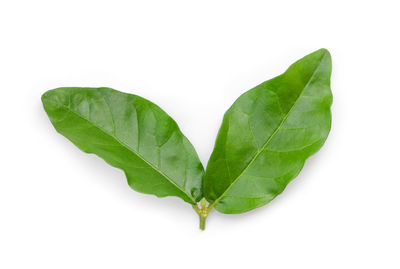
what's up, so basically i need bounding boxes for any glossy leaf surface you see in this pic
[204,49,332,213]
[42,87,203,204]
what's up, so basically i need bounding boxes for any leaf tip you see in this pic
[316,48,332,61]
[318,48,330,54]
[41,88,63,104]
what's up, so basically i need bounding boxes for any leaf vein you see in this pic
[209,55,325,209]
[61,104,196,204]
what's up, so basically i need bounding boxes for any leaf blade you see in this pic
[204,49,332,213]
[42,87,203,204]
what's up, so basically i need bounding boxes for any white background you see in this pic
[1,0,399,268]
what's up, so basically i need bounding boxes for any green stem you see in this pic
[193,202,210,231]
[199,213,207,230]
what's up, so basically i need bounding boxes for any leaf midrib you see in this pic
[208,54,325,209]
[58,102,196,204]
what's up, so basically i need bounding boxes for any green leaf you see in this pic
[203,49,332,214]
[42,87,204,204]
